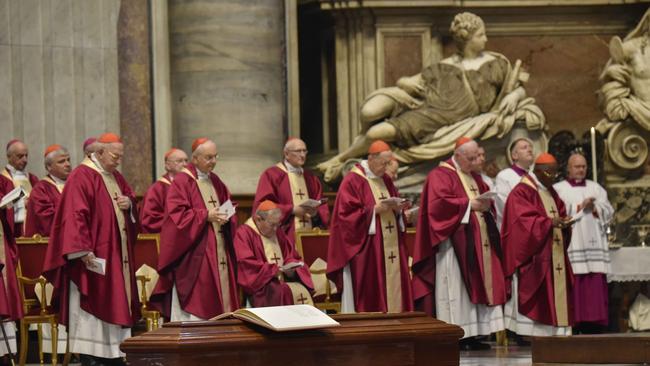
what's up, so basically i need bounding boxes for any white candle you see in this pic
[591,127,597,182]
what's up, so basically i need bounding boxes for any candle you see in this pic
[591,127,597,182]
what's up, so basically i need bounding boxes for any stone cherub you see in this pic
[318,12,546,182]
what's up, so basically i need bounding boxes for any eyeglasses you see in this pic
[201,154,219,161]
[167,158,188,164]
[107,151,123,162]
[287,149,308,154]
[539,170,559,179]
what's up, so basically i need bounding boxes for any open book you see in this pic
[280,261,304,271]
[475,191,497,201]
[0,186,25,209]
[210,304,340,332]
[380,197,408,206]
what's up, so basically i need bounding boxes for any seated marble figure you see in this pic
[318,12,546,182]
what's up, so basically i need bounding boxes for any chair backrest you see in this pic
[16,235,49,301]
[295,229,329,267]
[134,233,160,271]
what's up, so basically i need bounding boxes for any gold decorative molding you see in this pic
[319,0,648,9]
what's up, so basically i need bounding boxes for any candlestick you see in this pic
[591,127,597,182]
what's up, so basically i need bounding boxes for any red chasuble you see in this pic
[501,177,574,326]
[25,176,63,237]
[0,169,39,237]
[234,221,313,307]
[253,164,330,242]
[0,212,22,321]
[42,163,140,327]
[150,164,239,319]
[412,159,506,316]
[139,174,172,233]
[326,164,413,313]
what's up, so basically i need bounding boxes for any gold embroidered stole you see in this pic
[2,168,33,196]
[440,161,494,304]
[181,167,231,311]
[81,158,131,313]
[157,176,171,185]
[275,163,312,232]
[521,176,569,326]
[244,218,313,305]
[351,166,402,312]
[42,175,64,193]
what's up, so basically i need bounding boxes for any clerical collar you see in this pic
[5,164,26,178]
[284,160,303,174]
[360,160,379,179]
[567,178,586,187]
[90,153,109,174]
[197,169,210,180]
[49,174,66,185]
[511,164,529,176]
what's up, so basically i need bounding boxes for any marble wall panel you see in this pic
[0,0,121,175]
[169,0,286,194]
[383,35,422,87]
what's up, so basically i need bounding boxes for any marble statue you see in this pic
[317,12,546,182]
[597,8,650,175]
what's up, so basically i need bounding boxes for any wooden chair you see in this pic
[295,229,341,313]
[133,233,161,331]
[15,235,63,366]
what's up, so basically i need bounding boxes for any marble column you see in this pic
[0,0,120,176]
[168,0,286,194]
[118,0,153,195]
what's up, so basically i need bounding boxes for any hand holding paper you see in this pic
[217,199,236,220]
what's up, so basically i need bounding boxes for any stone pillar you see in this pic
[118,0,153,195]
[168,0,286,194]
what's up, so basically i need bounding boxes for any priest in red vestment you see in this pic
[0,254,17,357]
[42,133,140,365]
[0,139,39,237]
[501,153,574,336]
[140,148,188,233]
[253,138,329,244]
[327,140,413,313]
[151,138,239,321]
[25,144,71,237]
[234,200,314,307]
[412,138,506,349]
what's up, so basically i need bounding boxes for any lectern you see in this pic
[121,312,463,366]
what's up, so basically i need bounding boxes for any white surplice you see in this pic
[0,322,16,356]
[494,167,529,230]
[553,179,613,275]
[170,285,205,321]
[67,282,131,359]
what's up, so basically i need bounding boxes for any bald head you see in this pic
[567,153,588,181]
[454,140,479,173]
[7,141,28,171]
[283,138,307,167]
[510,138,534,169]
[165,149,188,176]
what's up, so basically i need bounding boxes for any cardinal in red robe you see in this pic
[327,140,413,313]
[151,138,239,321]
[25,145,71,237]
[140,148,188,233]
[234,200,314,307]
[42,133,140,363]
[502,153,574,336]
[253,138,329,244]
[0,139,39,237]
[412,138,506,349]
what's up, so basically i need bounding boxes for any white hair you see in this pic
[44,147,69,169]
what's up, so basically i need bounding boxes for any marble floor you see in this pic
[461,345,532,366]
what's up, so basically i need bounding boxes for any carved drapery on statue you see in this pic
[597,8,650,176]
[316,13,547,186]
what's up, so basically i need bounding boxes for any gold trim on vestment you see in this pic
[41,175,64,194]
[157,176,171,185]
[275,163,312,232]
[244,218,313,305]
[440,161,494,304]
[350,166,402,313]
[181,168,232,312]
[520,175,569,326]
